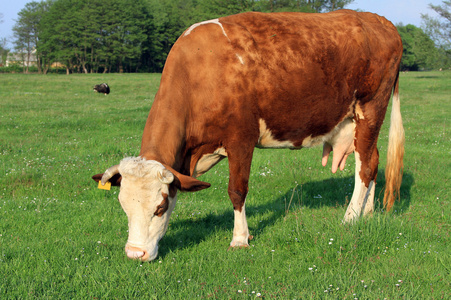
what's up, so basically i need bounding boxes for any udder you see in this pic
[321,118,356,173]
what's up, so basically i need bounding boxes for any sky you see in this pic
[0,0,445,48]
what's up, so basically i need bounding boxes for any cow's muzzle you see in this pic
[125,244,157,262]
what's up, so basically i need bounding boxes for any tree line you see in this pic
[2,0,450,73]
[7,0,353,74]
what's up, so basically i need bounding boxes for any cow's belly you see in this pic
[193,117,356,177]
[257,117,356,172]
[257,117,355,148]
[257,119,297,149]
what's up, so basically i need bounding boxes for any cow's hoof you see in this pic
[228,235,253,250]
[227,244,249,251]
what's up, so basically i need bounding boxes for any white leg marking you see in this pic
[230,203,250,247]
[343,152,375,223]
[361,180,375,216]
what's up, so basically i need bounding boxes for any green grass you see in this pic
[0,71,449,299]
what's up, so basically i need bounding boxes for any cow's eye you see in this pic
[154,193,169,217]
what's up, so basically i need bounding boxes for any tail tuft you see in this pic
[383,74,405,211]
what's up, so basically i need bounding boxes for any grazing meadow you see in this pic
[0,71,449,298]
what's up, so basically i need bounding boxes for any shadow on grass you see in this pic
[414,75,440,79]
[158,171,413,258]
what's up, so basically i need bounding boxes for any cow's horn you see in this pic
[157,168,174,185]
[101,165,120,185]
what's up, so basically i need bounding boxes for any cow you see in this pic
[93,83,110,95]
[92,10,404,262]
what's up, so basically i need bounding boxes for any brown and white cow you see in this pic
[92,10,404,261]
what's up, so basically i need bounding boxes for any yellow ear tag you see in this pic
[98,181,111,191]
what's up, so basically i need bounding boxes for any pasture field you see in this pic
[0,71,449,299]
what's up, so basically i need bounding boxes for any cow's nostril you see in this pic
[125,245,153,261]
[140,250,150,261]
[127,250,144,259]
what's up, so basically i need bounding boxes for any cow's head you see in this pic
[92,157,210,261]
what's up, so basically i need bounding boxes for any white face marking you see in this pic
[184,19,229,40]
[257,119,296,148]
[117,157,176,261]
[193,147,227,178]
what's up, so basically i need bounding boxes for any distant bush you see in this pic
[0,65,67,74]
[0,65,24,73]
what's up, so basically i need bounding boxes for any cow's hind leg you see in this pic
[344,151,376,222]
[227,146,254,248]
[344,106,385,222]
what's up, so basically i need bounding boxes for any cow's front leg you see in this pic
[227,147,254,248]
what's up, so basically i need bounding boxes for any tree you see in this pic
[254,0,353,13]
[38,0,153,73]
[15,0,356,73]
[103,0,151,73]
[145,0,200,71]
[38,0,78,74]
[323,0,353,12]
[0,14,9,66]
[421,1,450,49]
[0,37,9,67]
[397,24,440,71]
[197,0,256,15]
[421,1,451,69]
[12,1,50,73]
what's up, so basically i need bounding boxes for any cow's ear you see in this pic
[163,165,210,192]
[173,174,211,192]
[91,173,122,186]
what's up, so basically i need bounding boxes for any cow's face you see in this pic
[116,158,176,261]
[94,157,210,262]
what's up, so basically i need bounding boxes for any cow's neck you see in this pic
[139,92,188,173]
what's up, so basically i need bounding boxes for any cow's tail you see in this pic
[383,73,405,211]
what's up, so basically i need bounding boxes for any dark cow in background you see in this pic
[93,10,405,262]
[93,83,110,95]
